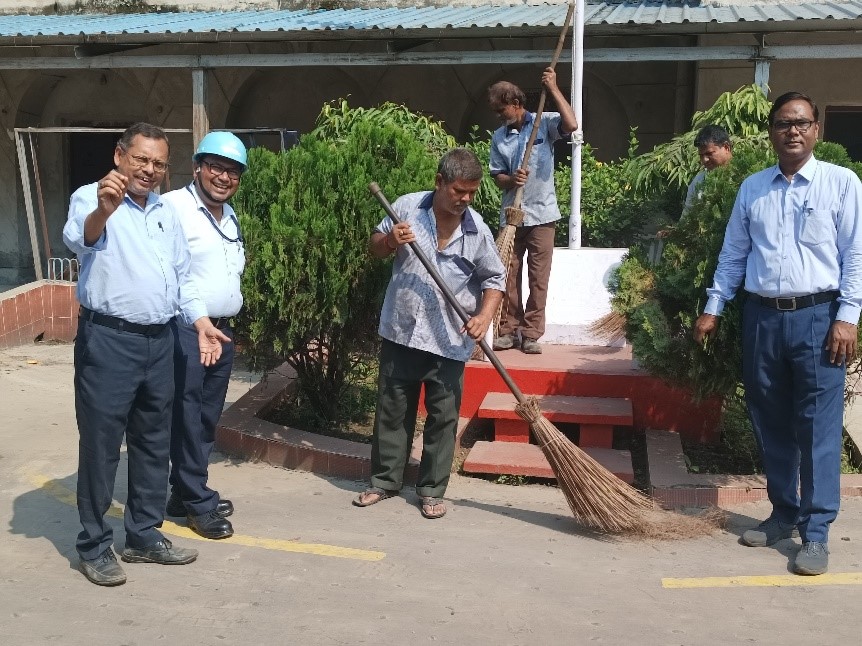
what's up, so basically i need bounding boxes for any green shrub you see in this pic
[555,130,679,248]
[234,107,440,425]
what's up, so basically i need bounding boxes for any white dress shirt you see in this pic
[161,184,245,319]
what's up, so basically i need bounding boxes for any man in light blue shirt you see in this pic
[694,92,862,575]
[63,123,229,586]
[353,149,505,520]
[488,68,578,354]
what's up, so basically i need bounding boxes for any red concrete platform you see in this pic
[477,391,632,448]
[463,345,721,443]
[463,440,634,484]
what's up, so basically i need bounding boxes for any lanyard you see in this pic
[186,185,243,244]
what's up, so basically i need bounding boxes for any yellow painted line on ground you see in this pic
[30,473,385,562]
[663,573,862,589]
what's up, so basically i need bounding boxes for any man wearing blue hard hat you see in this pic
[160,131,248,539]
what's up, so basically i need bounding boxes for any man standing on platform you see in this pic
[161,132,248,540]
[694,92,862,575]
[487,68,578,354]
[64,122,229,586]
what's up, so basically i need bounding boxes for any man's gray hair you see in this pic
[117,122,170,153]
[437,148,483,183]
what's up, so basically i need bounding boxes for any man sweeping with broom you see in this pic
[488,68,578,354]
[353,148,505,519]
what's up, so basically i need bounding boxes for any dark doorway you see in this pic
[69,132,117,192]
[824,107,862,162]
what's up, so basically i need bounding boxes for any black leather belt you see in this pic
[79,307,168,337]
[209,317,231,329]
[757,291,839,312]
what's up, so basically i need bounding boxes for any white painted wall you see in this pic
[525,247,627,347]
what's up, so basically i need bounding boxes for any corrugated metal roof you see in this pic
[0,2,860,37]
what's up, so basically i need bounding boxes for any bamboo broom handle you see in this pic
[511,2,575,211]
[369,182,527,403]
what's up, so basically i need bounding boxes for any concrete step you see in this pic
[462,345,723,444]
[476,392,633,448]
[462,440,634,484]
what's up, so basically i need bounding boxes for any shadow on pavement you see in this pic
[452,497,614,541]
[9,453,133,570]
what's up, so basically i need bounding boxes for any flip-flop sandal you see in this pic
[353,487,397,507]
[420,497,447,519]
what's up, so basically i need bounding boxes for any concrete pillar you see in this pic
[754,59,770,96]
[192,68,210,149]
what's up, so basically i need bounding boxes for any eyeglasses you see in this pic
[123,151,169,173]
[771,119,816,134]
[202,160,242,181]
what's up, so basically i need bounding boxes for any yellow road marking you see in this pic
[663,573,862,588]
[31,473,385,562]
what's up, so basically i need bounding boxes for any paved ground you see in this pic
[2,343,862,646]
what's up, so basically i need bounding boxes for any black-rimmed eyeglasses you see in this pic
[771,120,816,134]
[202,160,242,181]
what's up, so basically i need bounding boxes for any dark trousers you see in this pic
[742,298,845,544]
[74,318,174,560]
[499,222,556,341]
[370,340,464,498]
[170,320,235,516]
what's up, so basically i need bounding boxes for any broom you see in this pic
[369,182,655,533]
[472,2,575,361]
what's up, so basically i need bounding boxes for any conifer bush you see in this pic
[233,107,441,425]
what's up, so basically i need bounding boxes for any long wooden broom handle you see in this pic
[370,182,527,403]
[511,2,575,211]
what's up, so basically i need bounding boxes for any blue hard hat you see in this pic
[193,131,248,169]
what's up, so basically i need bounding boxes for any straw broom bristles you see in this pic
[515,396,722,538]
[515,396,653,532]
[588,311,627,344]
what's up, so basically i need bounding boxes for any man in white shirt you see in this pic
[161,132,247,539]
[694,92,862,575]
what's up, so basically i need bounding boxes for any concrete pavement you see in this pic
[2,342,862,646]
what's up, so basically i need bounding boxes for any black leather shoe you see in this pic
[187,510,234,540]
[80,549,126,586]
[121,538,198,565]
[215,499,234,518]
[167,495,233,518]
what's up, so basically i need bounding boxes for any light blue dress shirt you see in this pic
[376,191,506,362]
[705,157,862,325]
[490,111,565,227]
[63,182,207,326]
